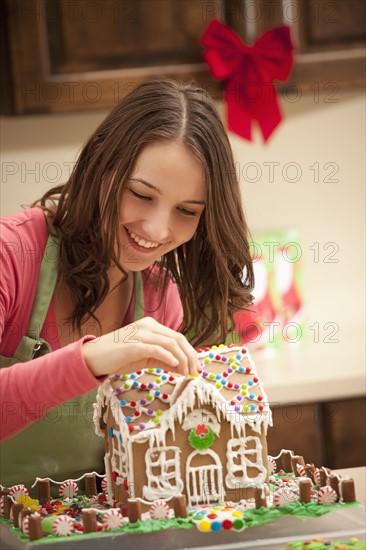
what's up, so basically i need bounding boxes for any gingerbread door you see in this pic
[186,448,224,506]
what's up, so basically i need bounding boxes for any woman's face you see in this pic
[118,141,206,272]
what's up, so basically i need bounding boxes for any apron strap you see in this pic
[132,271,144,322]
[12,232,58,363]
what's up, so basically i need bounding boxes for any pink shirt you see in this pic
[0,208,183,441]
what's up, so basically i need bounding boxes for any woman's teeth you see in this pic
[128,231,160,249]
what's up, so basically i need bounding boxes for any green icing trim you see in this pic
[287,539,366,550]
[243,501,360,528]
[121,517,193,534]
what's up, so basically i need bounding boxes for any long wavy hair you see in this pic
[33,79,254,347]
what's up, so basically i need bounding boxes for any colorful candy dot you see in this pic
[211,520,222,532]
[198,520,211,532]
[233,518,245,530]
[222,519,233,530]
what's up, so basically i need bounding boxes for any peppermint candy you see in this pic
[268,456,277,475]
[59,480,79,499]
[296,463,306,477]
[52,515,74,536]
[313,468,322,485]
[273,487,297,507]
[101,477,108,493]
[0,496,5,515]
[318,486,338,504]
[8,484,29,500]
[21,516,30,537]
[310,489,319,503]
[150,500,170,520]
[102,509,123,530]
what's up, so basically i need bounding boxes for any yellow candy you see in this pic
[232,511,243,517]
[350,539,359,543]
[211,345,217,350]
[16,495,39,511]
[198,520,211,532]
[219,344,225,349]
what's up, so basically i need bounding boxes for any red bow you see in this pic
[196,424,209,436]
[201,20,294,142]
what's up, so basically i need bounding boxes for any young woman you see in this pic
[0,79,254,488]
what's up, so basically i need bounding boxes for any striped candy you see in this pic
[318,486,337,504]
[273,488,297,507]
[268,456,277,474]
[21,516,30,537]
[59,480,78,499]
[101,477,108,493]
[102,509,123,530]
[52,515,74,536]
[8,484,29,500]
[0,496,5,515]
[296,463,306,477]
[313,468,323,485]
[310,489,318,503]
[150,500,170,520]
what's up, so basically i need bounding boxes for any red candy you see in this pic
[222,519,233,530]
[215,354,221,360]
[162,394,168,399]
[128,425,134,433]
[130,401,136,407]
[140,384,146,390]
[245,367,251,373]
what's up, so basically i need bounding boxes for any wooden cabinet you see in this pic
[1,0,365,115]
[268,396,366,470]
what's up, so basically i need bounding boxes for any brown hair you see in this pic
[33,79,254,346]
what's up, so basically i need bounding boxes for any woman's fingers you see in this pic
[82,317,199,378]
[133,318,198,375]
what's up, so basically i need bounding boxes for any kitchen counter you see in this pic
[255,326,365,404]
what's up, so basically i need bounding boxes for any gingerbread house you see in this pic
[94,345,272,507]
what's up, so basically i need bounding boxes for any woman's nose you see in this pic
[141,210,171,243]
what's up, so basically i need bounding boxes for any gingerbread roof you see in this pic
[94,345,272,443]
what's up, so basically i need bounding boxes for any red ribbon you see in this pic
[201,20,294,142]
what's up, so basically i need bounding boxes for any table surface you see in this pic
[1,468,365,550]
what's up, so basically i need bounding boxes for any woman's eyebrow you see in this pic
[130,178,162,194]
[130,178,206,205]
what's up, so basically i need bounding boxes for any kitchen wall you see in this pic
[1,89,365,341]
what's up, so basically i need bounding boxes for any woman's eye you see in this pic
[129,189,151,200]
[178,207,198,217]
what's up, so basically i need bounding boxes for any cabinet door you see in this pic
[1,0,221,114]
[323,397,366,469]
[267,403,325,467]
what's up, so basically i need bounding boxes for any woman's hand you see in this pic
[81,317,198,378]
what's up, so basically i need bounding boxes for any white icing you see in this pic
[181,409,221,435]
[142,446,184,501]
[186,448,224,506]
[225,436,267,489]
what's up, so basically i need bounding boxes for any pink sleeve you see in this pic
[0,212,103,441]
[0,336,101,442]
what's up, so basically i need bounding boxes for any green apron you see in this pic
[0,232,145,492]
